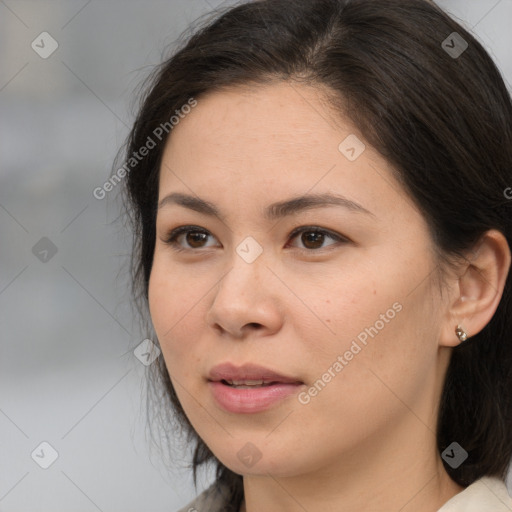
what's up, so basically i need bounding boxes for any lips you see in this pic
[207,362,304,414]
[207,362,303,385]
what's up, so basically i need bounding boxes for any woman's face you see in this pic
[149,81,451,478]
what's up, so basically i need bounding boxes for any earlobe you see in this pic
[439,229,511,348]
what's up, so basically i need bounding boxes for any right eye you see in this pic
[163,225,219,252]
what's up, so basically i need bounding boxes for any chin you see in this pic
[210,441,315,479]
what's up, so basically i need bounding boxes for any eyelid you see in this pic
[287,225,350,246]
[163,225,216,250]
[162,224,350,252]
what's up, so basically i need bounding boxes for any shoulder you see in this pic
[175,481,232,512]
[437,476,512,511]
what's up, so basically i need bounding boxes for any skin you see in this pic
[148,81,511,512]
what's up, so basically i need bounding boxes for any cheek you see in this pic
[312,257,437,387]
[330,290,438,419]
[148,270,208,424]
[297,302,436,448]
[147,259,203,362]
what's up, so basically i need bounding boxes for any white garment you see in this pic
[437,476,512,511]
[177,475,512,511]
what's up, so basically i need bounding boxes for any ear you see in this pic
[439,229,511,348]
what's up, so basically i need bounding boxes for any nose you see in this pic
[205,247,283,339]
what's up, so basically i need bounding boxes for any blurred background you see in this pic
[1,1,511,510]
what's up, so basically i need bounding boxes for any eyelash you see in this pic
[162,225,349,254]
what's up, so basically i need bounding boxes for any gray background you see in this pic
[1,1,511,510]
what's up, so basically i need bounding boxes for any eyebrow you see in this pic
[157,192,375,221]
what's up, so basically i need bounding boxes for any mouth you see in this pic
[207,362,304,413]
[207,361,303,386]
[219,379,284,389]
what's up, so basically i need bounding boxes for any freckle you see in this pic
[373,289,376,295]
[326,319,331,323]
[326,300,330,304]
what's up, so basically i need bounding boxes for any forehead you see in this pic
[157,81,421,229]
[161,82,372,184]
[166,81,349,159]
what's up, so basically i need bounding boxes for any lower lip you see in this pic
[208,381,304,414]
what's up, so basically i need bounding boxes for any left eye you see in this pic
[287,226,348,251]
[163,225,347,252]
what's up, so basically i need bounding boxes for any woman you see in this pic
[117,0,512,510]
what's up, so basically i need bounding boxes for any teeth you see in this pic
[224,379,276,387]
[230,379,265,386]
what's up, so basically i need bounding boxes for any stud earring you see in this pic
[455,325,468,342]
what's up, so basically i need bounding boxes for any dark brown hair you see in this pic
[117,0,512,508]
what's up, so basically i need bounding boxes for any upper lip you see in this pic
[208,362,303,384]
